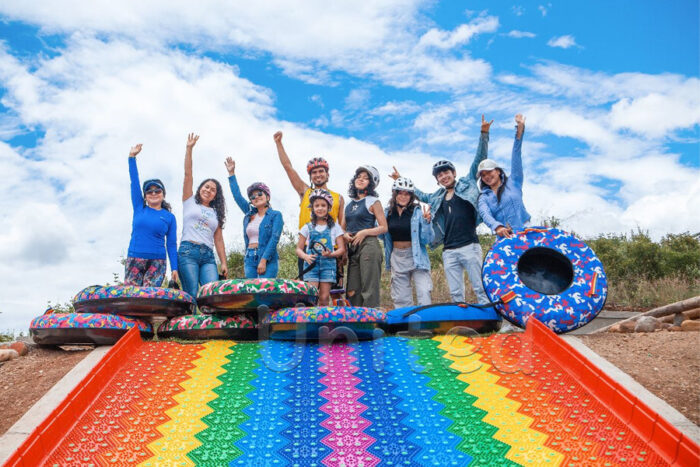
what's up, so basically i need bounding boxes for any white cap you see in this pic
[477,159,502,177]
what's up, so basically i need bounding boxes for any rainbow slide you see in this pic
[4,320,698,466]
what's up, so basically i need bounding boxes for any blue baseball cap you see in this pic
[142,179,166,194]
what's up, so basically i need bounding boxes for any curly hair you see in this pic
[348,169,378,199]
[387,190,418,215]
[195,178,227,228]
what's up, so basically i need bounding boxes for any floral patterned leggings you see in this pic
[124,257,167,287]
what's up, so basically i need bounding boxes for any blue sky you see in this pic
[0,1,698,329]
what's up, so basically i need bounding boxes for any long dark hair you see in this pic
[348,170,378,199]
[143,199,172,212]
[195,178,227,228]
[388,191,418,216]
[495,170,508,203]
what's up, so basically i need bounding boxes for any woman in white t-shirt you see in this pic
[178,133,228,299]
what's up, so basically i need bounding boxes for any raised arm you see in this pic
[511,114,526,188]
[225,157,251,214]
[182,133,199,201]
[468,115,492,181]
[128,144,143,211]
[273,131,309,197]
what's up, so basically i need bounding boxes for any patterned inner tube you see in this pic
[30,312,153,345]
[72,285,196,317]
[262,306,386,341]
[197,278,318,313]
[158,313,258,340]
[482,227,608,333]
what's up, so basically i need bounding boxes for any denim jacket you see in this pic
[228,175,284,261]
[478,129,531,232]
[381,205,435,271]
[414,132,488,248]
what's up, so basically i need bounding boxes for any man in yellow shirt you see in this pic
[274,131,345,282]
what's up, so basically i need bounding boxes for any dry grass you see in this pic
[605,275,700,310]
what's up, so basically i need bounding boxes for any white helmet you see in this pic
[392,177,415,192]
[356,165,380,187]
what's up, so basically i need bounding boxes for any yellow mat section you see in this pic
[140,341,234,466]
[434,335,564,465]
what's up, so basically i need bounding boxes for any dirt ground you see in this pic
[0,345,91,435]
[0,333,698,439]
[579,331,700,425]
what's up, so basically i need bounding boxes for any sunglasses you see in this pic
[145,188,163,195]
[249,191,265,200]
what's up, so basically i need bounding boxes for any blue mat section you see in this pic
[277,342,331,465]
[353,339,420,464]
[384,337,472,465]
[232,340,291,465]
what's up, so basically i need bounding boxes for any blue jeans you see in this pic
[442,242,488,304]
[178,241,219,298]
[244,248,279,279]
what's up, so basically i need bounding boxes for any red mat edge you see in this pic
[525,318,700,466]
[3,327,144,467]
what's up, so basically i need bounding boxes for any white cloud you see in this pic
[0,0,493,92]
[369,101,421,116]
[512,6,524,16]
[506,30,536,39]
[538,4,551,16]
[417,15,499,50]
[547,35,579,49]
[345,89,371,110]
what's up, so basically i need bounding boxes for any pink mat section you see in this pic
[318,344,380,467]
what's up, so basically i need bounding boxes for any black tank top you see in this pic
[345,197,378,233]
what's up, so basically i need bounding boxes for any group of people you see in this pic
[125,114,530,309]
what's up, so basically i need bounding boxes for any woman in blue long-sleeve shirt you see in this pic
[477,114,531,238]
[225,157,284,278]
[126,144,178,286]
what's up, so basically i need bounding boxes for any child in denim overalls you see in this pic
[296,189,346,306]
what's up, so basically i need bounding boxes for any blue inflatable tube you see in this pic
[383,303,501,334]
[482,227,608,334]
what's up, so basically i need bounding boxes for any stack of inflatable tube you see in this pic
[29,284,195,346]
[30,310,153,345]
[262,306,386,341]
[196,278,318,313]
[157,278,319,339]
[73,285,196,317]
[482,227,608,334]
[157,314,256,340]
[383,303,501,334]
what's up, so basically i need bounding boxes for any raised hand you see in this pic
[481,114,494,133]
[129,144,143,158]
[224,157,236,176]
[422,204,431,223]
[515,114,526,138]
[186,133,199,149]
[273,131,283,144]
[389,165,400,181]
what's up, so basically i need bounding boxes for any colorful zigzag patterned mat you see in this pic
[6,326,698,466]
